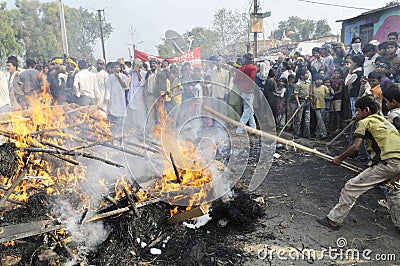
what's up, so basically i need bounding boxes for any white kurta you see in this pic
[105,73,128,117]
[128,69,146,110]
[96,69,109,106]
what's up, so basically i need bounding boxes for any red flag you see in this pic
[134,47,201,64]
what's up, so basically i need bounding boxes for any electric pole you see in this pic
[97,9,106,62]
[58,0,69,57]
[253,0,258,58]
[129,26,136,59]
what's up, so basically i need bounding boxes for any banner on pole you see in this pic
[134,47,201,64]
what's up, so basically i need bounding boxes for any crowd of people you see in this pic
[1,32,400,140]
[258,32,400,142]
[0,52,259,135]
[255,32,400,231]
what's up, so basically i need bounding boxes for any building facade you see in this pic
[339,2,400,46]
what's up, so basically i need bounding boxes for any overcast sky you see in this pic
[7,0,388,61]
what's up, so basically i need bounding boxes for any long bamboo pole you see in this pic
[278,102,304,137]
[326,119,357,146]
[203,106,363,173]
[0,156,31,209]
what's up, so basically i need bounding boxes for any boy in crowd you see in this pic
[363,43,378,78]
[317,95,400,230]
[386,42,400,82]
[383,84,400,131]
[312,74,330,138]
[293,69,311,139]
[377,42,388,57]
[330,69,344,132]
[376,61,393,115]
[367,71,383,108]
[345,54,365,116]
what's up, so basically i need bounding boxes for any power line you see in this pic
[296,0,373,10]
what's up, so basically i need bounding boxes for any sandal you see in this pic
[316,216,341,230]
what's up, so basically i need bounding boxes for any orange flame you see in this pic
[150,98,215,217]
[0,78,111,207]
[3,240,15,247]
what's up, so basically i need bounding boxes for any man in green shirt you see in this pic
[293,69,311,138]
[317,95,400,230]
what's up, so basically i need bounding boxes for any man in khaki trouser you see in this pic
[317,95,400,230]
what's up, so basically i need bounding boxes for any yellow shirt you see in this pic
[313,85,330,109]
[354,114,400,164]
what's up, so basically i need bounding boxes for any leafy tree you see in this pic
[65,6,112,60]
[10,0,112,62]
[212,8,249,54]
[184,27,219,59]
[0,2,22,65]
[12,0,47,61]
[274,16,332,42]
[156,39,175,58]
[314,19,332,38]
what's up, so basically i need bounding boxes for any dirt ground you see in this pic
[231,132,400,266]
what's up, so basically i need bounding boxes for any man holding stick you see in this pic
[317,95,400,230]
[293,69,311,139]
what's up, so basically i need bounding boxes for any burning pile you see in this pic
[0,89,264,265]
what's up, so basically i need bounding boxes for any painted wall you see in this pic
[344,19,372,45]
[342,7,400,44]
[374,9,400,42]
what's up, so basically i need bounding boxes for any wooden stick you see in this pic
[80,152,124,168]
[278,102,303,137]
[103,194,118,207]
[69,135,122,151]
[51,154,80,165]
[63,104,99,115]
[123,140,161,154]
[0,220,65,243]
[0,159,30,209]
[203,106,362,173]
[38,141,124,168]
[123,188,140,218]
[6,198,26,206]
[69,132,138,151]
[326,119,357,146]
[170,152,182,183]
[85,138,145,157]
[0,198,160,242]
[84,198,161,223]
[0,129,14,139]
[26,121,96,137]
[0,130,80,165]
[147,232,168,248]
[167,204,210,224]
[78,208,89,225]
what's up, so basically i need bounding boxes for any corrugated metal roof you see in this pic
[336,2,400,22]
